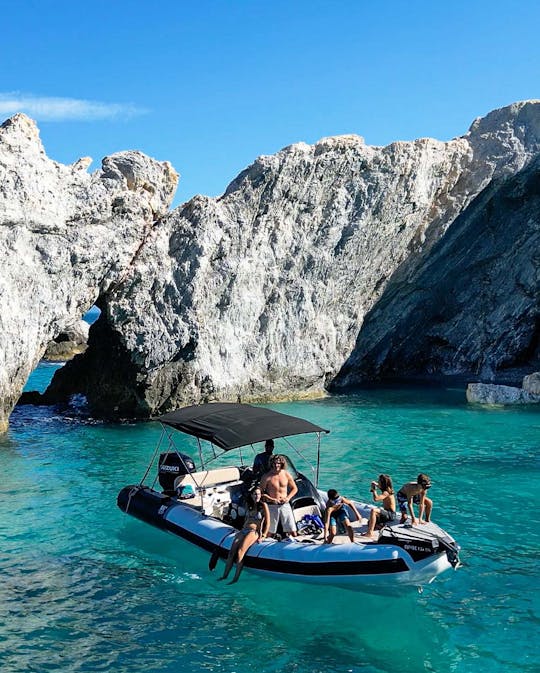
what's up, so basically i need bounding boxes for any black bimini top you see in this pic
[158,403,329,451]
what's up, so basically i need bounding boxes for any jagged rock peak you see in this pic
[467,99,540,136]
[41,101,540,419]
[100,151,179,218]
[0,113,45,154]
[0,113,179,431]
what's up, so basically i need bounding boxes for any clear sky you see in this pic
[2,1,539,207]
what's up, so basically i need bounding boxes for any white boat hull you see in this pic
[118,485,459,589]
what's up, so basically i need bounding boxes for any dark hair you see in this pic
[246,486,262,509]
[264,439,275,451]
[417,473,431,488]
[270,454,286,466]
[378,474,394,495]
[327,489,339,500]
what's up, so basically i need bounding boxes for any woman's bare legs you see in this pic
[229,530,258,584]
[219,535,243,580]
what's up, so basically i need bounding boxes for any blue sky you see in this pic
[2,1,539,207]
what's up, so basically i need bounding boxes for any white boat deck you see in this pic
[296,517,447,546]
[171,484,446,546]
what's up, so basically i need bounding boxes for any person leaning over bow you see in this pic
[260,454,298,537]
[396,474,433,525]
[324,489,362,543]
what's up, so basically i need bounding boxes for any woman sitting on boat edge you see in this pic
[219,486,270,584]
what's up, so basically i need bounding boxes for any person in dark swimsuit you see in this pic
[219,486,269,583]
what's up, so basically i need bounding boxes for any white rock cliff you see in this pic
[44,101,540,417]
[1,102,539,426]
[0,114,178,430]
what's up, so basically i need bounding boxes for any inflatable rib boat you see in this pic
[117,403,460,589]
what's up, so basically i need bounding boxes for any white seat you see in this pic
[174,466,241,492]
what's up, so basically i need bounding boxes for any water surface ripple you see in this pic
[1,380,538,672]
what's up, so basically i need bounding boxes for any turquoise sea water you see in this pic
[2,365,539,673]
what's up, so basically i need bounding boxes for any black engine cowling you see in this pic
[158,452,196,492]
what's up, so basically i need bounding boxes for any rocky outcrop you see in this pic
[467,372,540,405]
[0,113,178,430]
[43,320,89,360]
[333,152,540,387]
[523,372,540,395]
[44,101,540,418]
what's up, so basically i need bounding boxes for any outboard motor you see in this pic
[158,452,196,492]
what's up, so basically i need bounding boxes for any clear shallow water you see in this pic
[2,370,539,673]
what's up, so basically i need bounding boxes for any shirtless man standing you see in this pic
[396,474,433,525]
[259,454,298,537]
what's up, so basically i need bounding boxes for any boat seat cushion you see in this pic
[174,466,241,492]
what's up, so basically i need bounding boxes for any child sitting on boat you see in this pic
[362,474,396,538]
[219,486,270,584]
[324,489,362,543]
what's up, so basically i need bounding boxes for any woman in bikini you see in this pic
[219,486,270,584]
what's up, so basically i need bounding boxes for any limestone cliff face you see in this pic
[0,114,178,429]
[332,154,540,387]
[45,101,540,417]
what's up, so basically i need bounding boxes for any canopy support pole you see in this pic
[197,437,205,470]
[315,432,321,488]
[140,425,165,486]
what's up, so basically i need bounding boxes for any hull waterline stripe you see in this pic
[161,517,409,576]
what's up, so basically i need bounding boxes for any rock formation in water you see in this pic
[466,372,540,405]
[40,101,540,419]
[0,114,178,430]
[333,151,540,389]
[43,320,89,361]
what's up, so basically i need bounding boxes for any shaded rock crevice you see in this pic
[332,155,540,388]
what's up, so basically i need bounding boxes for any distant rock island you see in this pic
[1,101,539,429]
